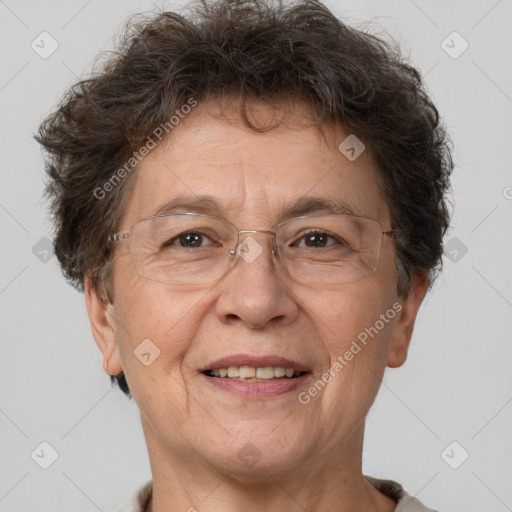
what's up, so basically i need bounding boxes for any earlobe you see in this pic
[84,275,123,375]
[387,272,429,368]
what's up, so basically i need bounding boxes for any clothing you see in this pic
[115,476,440,511]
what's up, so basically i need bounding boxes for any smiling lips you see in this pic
[201,355,311,396]
[207,365,300,380]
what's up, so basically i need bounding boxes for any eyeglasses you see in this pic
[107,213,398,286]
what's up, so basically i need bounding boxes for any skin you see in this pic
[85,100,428,512]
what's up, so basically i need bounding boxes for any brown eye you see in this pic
[163,231,215,249]
[303,233,330,247]
[294,231,346,249]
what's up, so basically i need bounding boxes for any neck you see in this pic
[141,419,396,512]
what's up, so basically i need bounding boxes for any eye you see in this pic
[294,230,347,249]
[163,231,218,249]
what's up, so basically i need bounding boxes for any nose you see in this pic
[214,232,299,330]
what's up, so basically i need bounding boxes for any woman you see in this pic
[36,0,452,510]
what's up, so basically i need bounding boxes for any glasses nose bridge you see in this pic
[238,228,276,237]
[237,228,278,244]
[232,228,279,261]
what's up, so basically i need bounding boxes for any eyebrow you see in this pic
[150,195,357,221]
[281,197,356,218]
[152,196,224,217]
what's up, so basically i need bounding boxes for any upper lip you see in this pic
[201,354,311,373]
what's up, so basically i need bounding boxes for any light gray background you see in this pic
[1,0,511,510]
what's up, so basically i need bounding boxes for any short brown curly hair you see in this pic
[36,0,453,397]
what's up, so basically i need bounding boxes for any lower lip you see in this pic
[202,373,309,398]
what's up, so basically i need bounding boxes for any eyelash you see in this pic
[163,231,218,249]
[164,229,348,250]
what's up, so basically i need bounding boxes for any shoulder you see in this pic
[365,475,441,512]
[117,477,441,512]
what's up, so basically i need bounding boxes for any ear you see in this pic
[84,275,123,376]
[387,272,429,368]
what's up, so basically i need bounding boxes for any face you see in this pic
[86,100,427,480]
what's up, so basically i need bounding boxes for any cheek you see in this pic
[294,284,399,437]
[310,282,394,350]
[305,280,397,400]
[111,284,211,433]
[111,267,206,389]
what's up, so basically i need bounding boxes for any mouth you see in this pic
[203,366,305,381]
[200,355,311,397]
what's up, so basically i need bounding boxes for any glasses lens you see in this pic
[130,214,237,284]
[127,214,385,285]
[277,215,384,285]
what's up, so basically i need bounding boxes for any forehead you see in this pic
[120,100,389,228]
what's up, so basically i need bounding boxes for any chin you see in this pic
[198,420,312,476]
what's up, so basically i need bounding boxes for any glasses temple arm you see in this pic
[107,232,130,244]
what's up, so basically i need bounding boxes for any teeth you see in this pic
[227,366,239,378]
[255,367,274,379]
[274,367,286,378]
[239,366,256,379]
[208,366,300,380]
